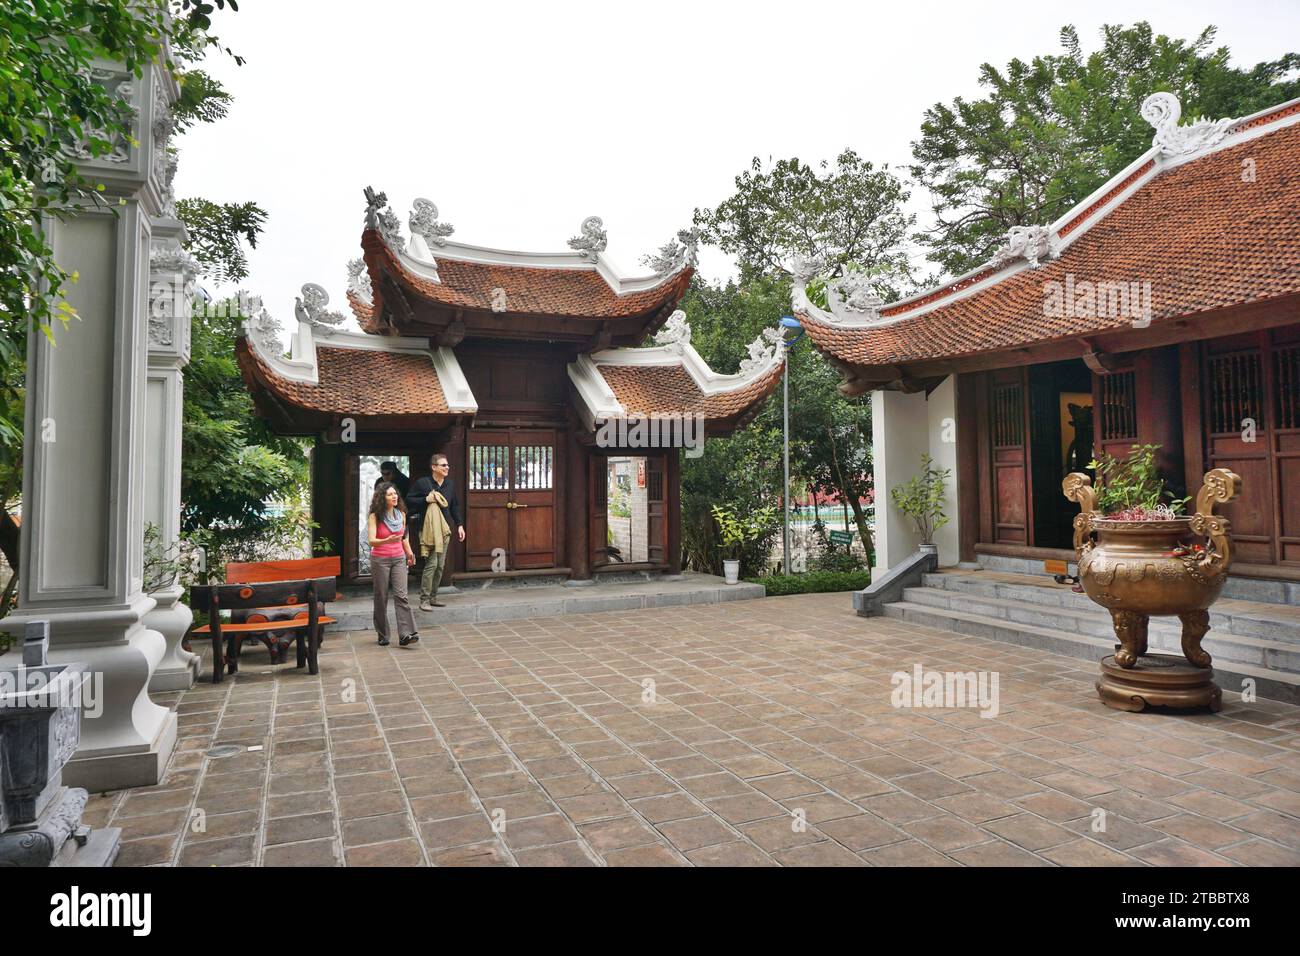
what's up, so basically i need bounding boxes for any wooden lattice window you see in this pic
[647,462,664,502]
[514,444,553,490]
[469,444,509,490]
[992,384,1023,447]
[1277,344,1300,431]
[1100,371,1137,441]
[1208,351,1265,434]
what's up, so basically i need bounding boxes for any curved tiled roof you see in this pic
[237,339,450,417]
[361,232,693,332]
[800,103,1300,371]
[598,361,784,422]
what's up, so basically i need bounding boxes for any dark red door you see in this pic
[466,428,557,571]
[990,368,1029,545]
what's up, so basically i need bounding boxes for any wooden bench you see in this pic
[223,557,342,664]
[191,576,336,683]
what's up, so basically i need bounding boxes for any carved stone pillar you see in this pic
[0,56,179,790]
[145,204,200,691]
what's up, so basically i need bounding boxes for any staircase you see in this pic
[882,564,1300,705]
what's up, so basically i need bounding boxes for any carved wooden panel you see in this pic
[990,370,1029,544]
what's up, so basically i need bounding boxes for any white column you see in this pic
[925,375,962,567]
[870,388,929,573]
[1,57,178,791]
[145,204,200,691]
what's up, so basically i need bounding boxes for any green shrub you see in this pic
[746,569,871,595]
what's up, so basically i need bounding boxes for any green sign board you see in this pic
[828,530,854,546]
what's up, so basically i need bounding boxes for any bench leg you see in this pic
[296,629,307,669]
[227,635,239,674]
[308,624,320,676]
[211,632,223,684]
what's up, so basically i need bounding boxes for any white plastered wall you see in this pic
[871,375,962,572]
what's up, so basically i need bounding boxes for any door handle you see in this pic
[505,502,528,509]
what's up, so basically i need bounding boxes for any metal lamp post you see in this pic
[779,316,805,575]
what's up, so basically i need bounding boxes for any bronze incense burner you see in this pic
[1063,469,1242,711]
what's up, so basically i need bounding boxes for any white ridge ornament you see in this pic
[568,216,608,260]
[1141,92,1233,158]
[409,198,455,247]
[989,224,1061,270]
[294,283,348,335]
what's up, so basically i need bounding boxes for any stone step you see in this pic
[902,586,1300,672]
[922,572,1300,646]
[973,552,1300,605]
[882,600,1300,706]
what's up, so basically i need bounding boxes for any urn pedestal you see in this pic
[1063,469,1242,713]
[0,623,121,866]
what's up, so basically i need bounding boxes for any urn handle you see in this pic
[1062,472,1096,555]
[1188,468,1241,578]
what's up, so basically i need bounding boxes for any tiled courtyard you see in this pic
[94,593,1300,866]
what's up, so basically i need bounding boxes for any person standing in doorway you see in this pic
[368,481,418,647]
[374,460,410,498]
[407,452,465,610]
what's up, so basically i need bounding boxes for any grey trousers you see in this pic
[420,542,450,604]
[372,554,416,640]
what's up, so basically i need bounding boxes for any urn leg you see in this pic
[1179,609,1213,668]
[1110,610,1148,668]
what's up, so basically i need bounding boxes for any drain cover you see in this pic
[206,744,242,759]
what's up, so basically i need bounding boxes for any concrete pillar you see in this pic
[145,209,200,691]
[1,56,179,790]
[871,389,928,573]
[926,376,962,568]
[871,378,964,572]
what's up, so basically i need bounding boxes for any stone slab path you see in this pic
[96,593,1300,866]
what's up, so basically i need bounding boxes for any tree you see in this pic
[911,22,1300,276]
[787,350,874,558]
[693,149,917,293]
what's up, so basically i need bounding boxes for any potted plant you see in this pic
[711,504,776,584]
[1063,444,1241,672]
[889,454,951,555]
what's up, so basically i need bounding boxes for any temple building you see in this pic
[237,196,784,584]
[794,92,1300,587]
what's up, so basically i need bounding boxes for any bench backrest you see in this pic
[190,576,337,614]
[225,556,341,584]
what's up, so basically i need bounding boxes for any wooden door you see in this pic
[990,368,1030,544]
[510,430,556,569]
[466,428,557,571]
[466,432,511,570]
[646,455,666,563]
[1202,329,1300,567]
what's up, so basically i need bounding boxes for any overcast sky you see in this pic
[174,0,1299,339]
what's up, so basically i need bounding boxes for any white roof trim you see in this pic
[432,346,478,414]
[394,234,688,297]
[585,339,783,398]
[567,354,625,431]
[246,317,479,414]
[796,93,1300,334]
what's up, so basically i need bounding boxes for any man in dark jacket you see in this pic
[407,452,465,610]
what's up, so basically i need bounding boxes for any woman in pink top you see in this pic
[367,482,417,646]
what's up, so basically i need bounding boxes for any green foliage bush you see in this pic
[746,570,871,595]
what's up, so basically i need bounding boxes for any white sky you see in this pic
[174,0,1299,340]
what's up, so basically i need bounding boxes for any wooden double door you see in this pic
[466,428,558,571]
